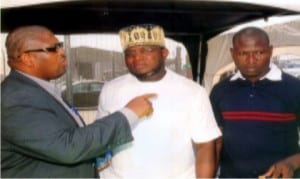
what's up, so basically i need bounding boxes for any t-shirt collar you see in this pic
[230,63,282,81]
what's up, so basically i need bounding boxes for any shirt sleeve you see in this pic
[189,87,222,143]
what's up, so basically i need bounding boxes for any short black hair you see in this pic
[232,26,270,47]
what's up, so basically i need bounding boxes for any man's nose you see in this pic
[133,51,144,61]
[245,52,258,64]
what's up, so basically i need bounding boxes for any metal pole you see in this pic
[64,35,73,105]
[196,35,203,84]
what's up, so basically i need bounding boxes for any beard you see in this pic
[131,62,165,81]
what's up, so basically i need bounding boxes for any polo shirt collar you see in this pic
[230,63,282,81]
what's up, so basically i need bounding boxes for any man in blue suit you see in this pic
[1,25,155,178]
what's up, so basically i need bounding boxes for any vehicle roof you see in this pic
[2,0,298,37]
[2,0,299,82]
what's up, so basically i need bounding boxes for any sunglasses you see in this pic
[24,42,64,53]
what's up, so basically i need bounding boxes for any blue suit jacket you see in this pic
[1,70,133,178]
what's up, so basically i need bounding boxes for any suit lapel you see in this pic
[9,70,87,127]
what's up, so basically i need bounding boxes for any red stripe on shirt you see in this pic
[222,111,296,122]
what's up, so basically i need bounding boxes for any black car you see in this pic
[62,80,104,108]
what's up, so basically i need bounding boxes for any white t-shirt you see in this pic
[97,68,221,179]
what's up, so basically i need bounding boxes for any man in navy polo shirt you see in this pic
[210,27,300,178]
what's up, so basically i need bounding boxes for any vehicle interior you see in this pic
[1,0,300,123]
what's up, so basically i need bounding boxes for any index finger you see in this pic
[259,165,275,179]
[139,93,158,99]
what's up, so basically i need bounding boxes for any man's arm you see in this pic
[259,153,300,178]
[194,140,217,178]
[216,128,223,168]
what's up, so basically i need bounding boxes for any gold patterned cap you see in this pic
[119,24,165,50]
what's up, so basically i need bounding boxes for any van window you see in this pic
[1,33,192,108]
[273,54,300,79]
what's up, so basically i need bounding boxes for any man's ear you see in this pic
[269,45,273,56]
[19,53,35,67]
[230,48,235,58]
[162,48,169,59]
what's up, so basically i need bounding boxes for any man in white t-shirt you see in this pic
[96,24,221,179]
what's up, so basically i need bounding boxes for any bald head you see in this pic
[232,27,270,48]
[5,25,54,62]
[5,25,67,80]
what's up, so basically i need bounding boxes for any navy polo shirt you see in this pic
[210,65,300,178]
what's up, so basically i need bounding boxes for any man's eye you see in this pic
[125,51,135,56]
[237,52,247,56]
[142,48,154,53]
[255,51,264,55]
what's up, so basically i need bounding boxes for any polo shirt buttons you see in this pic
[252,170,258,176]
